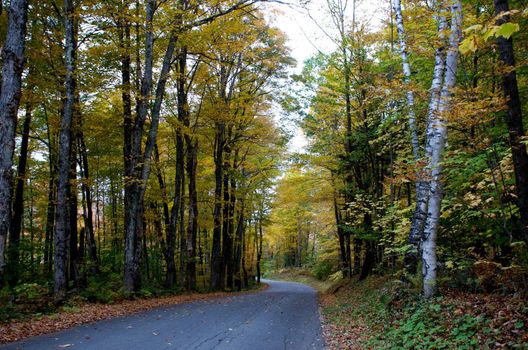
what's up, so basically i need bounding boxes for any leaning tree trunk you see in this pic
[422,0,462,299]
[54,0,76,303]
[0,0,28,288]
[494,0,528,241]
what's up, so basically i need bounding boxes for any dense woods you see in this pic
[0,0,291,308]
[268,0,528,300]
[0,0,528,342]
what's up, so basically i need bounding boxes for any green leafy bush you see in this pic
[369,299,488,350]
[312,259,334,280]
[80,274,122,303]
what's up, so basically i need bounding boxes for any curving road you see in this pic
[1,280,325,350]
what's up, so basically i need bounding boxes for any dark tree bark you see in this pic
[169,47,188,289]
[154,144,170,235]
[68,127,79,284]
[7,101,32,286]
[185,139,198,291]
[233,194,245,291]
[221,127,233,290]
[332,182,349,278]
[256,211,263,284]
[54,0,76,303]
[0,0,28,288]
[210,121,224,290]
[44,115,57,275]
[123,0,178,292]
[494,0,528,241]
[79,131,98,265]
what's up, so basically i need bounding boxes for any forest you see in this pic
[0,0,527,347]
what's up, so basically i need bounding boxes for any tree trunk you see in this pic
[393,0,424,275]
[422,0,462,299]
[332,183,349,277]
[44,115,57,275]
[186,139,198,291]
[0,0,28,288]
[256,213,263,284]
[226,150,238,290]
[7,101,31,286]
[210,121,224,290]
[54,0,76,303]
[79,132,98,265]
[221,128,233,289]
[68,128,79,284]
[124,0,178,293]
[494,0,528,241]
[234,196,245,291]
[408,5,449,276]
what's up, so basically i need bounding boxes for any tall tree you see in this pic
[493,0,528,241]
[54,0,77,303]
[0,0,28,288]
[422,0,462,299]
[392,0,422,275]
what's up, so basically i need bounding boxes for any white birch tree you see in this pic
[422,0,463,299]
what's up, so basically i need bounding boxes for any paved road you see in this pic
[1,280,324,350]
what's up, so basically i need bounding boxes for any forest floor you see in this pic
[267,269,528,349]
[0,284,267,344]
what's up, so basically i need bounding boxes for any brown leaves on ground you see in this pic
[440,289,528,348]
[0,285,267,345]
[319,277,389,350]
[318,275,528,350]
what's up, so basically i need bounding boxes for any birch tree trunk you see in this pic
[393,0,423,274]
[393,0,419,160]
[422,0,462,299]
[0,0,28,288]
[407,4,449,275]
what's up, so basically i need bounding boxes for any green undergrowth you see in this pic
[268,269,528,349]
[0,272,261,323]
[330,277,528,349]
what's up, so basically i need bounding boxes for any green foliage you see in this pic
[0,283,53,322]
[13,283,48,302]
[311,259,334,280]
[370,300,487,349]
[80,273,122,304]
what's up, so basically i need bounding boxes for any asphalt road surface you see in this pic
[1,280,325,350]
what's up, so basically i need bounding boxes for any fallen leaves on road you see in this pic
[0,285,267,344]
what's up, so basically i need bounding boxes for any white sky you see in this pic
[263,0,387,153]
